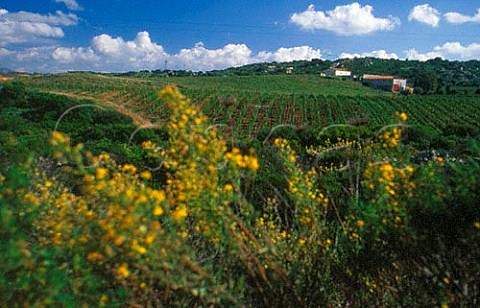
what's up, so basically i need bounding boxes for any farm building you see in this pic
[362,74,407,93]
[322,68,352,78]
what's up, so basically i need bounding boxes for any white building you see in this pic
[323,68,352,78]
[362,74,407,93]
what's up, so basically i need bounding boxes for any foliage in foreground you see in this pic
[1,86,479,306]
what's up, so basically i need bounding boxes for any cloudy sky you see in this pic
[0,1,479,72]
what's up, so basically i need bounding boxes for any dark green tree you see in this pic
[414,71,438,94]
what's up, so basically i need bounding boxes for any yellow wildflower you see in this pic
[87,252,104,262]
[50,131,69,145]
[134,244,147,255]
[96,167,108,180]
[151,190,166,203]
[100,294,108,306]
[223,184,234,192]
[145,234,156,245]
[142,140,155,149]
[114,236,125,246]
[172,205,188,221]
[248,157,260,171]
[140,170,152,180]
[153,205,164,216]
[122,164,137,173]
[116,263,130,278]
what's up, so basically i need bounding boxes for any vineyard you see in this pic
[22,73,480,139]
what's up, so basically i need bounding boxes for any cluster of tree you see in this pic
[206,59,332,76]
[343,57,480,94]
[117,59,333,78]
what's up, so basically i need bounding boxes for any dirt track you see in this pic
[0,76,13,82]
[45,91,153,127]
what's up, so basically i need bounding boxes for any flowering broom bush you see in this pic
[1,86,479,306]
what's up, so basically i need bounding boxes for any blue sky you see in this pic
[0,0,479,72]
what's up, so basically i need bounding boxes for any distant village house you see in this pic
[286,66,294,74]
[322,68,352,78]
[362,74,407,93]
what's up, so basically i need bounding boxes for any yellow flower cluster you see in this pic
[225,147,260,171]
[381,127,402,148]
[274,138,328,236]
[396,111,408,122]
[366,162,415,196]
[30,133,175,297]
[150,85,262,243]
[379,112,408,148]
[50,130,70,146]
[256,213,287,245]
[363,161,415,227]
[306,137,361,157]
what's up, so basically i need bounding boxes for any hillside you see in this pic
[342,57,480,91]
[119,57,480,94]
[170,58,480,94]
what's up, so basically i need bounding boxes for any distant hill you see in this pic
[208,59,333,76]
[118,57,480,94]
[205,57,480,93]
[338,57,480,89]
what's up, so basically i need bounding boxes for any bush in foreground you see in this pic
[1,86,479,306]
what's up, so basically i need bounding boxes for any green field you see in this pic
[21,73,480,139]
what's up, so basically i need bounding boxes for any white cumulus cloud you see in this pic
[408,4,441,27]
[52,46,98,63]
[73,31,168,71]
[0,8,78,46]
[171,42,253,71]
[406,42,480,61]
[0,31,324,72]
[257,46,322,63]
[405,49,443,61]
[54,0,83,11]
[290,2,400,35]
[339,50,399,59]
[92,31,166,58]
[434,42,480,58]
[445,8,480,24]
